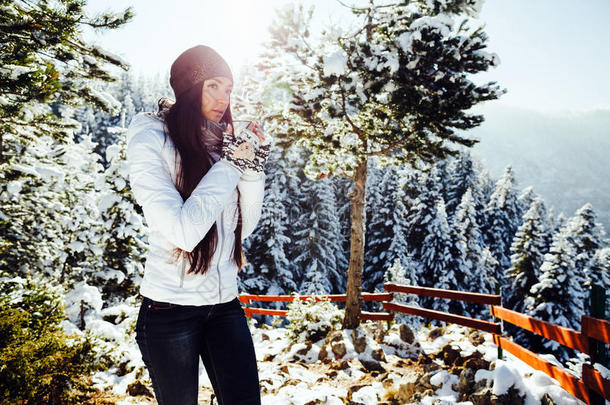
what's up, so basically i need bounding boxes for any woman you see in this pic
[126,45,269,405]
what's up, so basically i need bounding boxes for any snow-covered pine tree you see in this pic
[517,186,537,216]
[1,4,132,290]
[406,166,444,273]
[445,151,483,218]
[240,146,294,298]
[505,197,551,313]
[526,229,586,356]
[448,188,484,316]
[563,204,606,289]
[384,257,421,330]
[476,246,498,320]
[421,198,453,312]
[294,175,347,295]
[245,0,505,328]
[483,166,521,288]
[95,113,148,301]
[384,166,413,287]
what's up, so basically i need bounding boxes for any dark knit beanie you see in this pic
[169,45,233,98]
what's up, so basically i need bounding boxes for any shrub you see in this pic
[286,295,344,343]
[0,274,101,404]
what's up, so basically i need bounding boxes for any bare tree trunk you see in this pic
[342,158,367,329]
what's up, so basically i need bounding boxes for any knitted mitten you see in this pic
[220,130,257,173]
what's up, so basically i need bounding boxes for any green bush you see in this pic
[0,274,101,404]
[286,295,344,343]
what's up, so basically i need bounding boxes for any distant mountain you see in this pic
[464,103,610,234]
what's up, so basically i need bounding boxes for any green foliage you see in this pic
[0,275,101,404]
[286,295,344,343]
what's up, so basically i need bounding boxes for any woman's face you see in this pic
[201,76,233,123]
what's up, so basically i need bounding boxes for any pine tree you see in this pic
[421,198,453,312]
[505,197,551,313]
[449,188,484,315]
[1,1,132,287]
[96,113,148,301]
[563,204,606,289]
[526,230,585,350]
[241,147,293,296]
[407,166,444,270]
[295,175,347,295]
[483,166,521,288]
[245,0,505,328]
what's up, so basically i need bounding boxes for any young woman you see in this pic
[126,45,269,405]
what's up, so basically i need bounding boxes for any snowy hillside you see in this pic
[83,306,585,405]
[469,104,610,233]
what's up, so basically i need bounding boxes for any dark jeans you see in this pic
[135,295,261,405]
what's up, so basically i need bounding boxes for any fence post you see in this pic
[495,282,503,360]
[586,284,607,405]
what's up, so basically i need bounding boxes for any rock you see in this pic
[331,359,350,370]
[347,384,368,402]
[464,356,490,371]
[396,382,416,403]
[371,348,386,362]
[458,368,475,395]
[360,359,386,373]
[423,362,441,373]
[540,393,556,405]
[415,372,435,390]
[468,331,485,346]
[327,370,338,378]
[326,330,343,345]
[499,386,525,405]
[296,342,312,355]
[261,333,270,341]
[331,341,346,359]
[263,353,275,362]
[127,380,152,397]
[318,345,328,361]
[351,328,367,353]
[469,386,525,405]
[438,344,461,366]
[428,327,443,340]
[398,324,415,344]
[279,365,290,374]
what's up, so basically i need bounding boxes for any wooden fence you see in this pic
[239,283,610,405]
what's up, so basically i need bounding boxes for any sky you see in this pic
[84,0,610,113]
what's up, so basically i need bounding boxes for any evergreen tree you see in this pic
[246,0,505,328]
[407,166,444,269]
[449,188,484,315]
[421,198,453,312]
[241,147,293,296]
[96,114,148,301]
[384,257,421,330]
[505,197,551,313]
[563,204,606,289]
[483,166,521,288]
[526,230,585,353]
[295,176,347,295]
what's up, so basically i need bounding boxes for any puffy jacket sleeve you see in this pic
[126,112,242,252]
[237,172,266,240]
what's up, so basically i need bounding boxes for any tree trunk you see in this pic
[343,158,367,329]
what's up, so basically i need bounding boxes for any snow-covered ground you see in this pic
[77,302,588,405]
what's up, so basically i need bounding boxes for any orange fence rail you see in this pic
[239,292,394,322]
[239,283,610,405]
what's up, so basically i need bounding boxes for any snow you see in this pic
[322,52,348,77]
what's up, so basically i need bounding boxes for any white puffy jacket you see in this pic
[126,112,265,305]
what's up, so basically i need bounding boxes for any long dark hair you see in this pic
[158,83,244,276]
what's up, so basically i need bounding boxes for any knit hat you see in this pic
[169,45,233,98]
